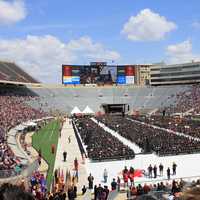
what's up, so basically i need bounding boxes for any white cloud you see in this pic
[166,40,200,63]
[0,0,27,25]
[67,37,120,61]
[122,8,177,41]
[192,21,200,29]
[0,35,120,83]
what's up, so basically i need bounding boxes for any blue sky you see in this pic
[0,0,200,82]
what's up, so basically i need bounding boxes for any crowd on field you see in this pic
[73,117,135,160]
[133,115,200,139]
[96,116,200,156]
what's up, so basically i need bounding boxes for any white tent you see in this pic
[71,106,82,114]
[82,106,94,114]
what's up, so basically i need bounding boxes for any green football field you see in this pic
[32,119,60,190]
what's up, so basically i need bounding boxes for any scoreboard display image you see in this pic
[117,66,125,76]
[72,66,80,76]
[62,64,136,85]
[62,65,80,84]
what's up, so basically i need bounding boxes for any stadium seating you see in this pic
[0,61,38,83]
[0,85,47,177]
[28,85,188,114]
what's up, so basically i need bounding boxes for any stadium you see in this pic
[1,59,200,200]
[1,1,200,200]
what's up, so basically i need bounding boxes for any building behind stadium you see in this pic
[150,61,200,86]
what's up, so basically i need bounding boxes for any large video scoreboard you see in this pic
[62,63,136,85]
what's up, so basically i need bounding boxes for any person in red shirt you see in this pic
[143,183,151,194]
[51,144,55,154]
[74,157,78,171]
[123,172,129,187]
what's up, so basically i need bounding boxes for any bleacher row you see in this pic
[27,85,188,114]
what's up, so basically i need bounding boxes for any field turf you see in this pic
[32,120,60,189]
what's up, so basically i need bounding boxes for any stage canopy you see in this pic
[82,106,94,114]
[71,106,82,114]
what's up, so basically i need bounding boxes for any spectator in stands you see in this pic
[181,186,200,200]
[0,87,47,175]
[96,184,104,199]
[171,180,181,195]
[0,183,34,200]
[68,185,76,200]
[94,185,97,200]
[104,186,109,200]
[30,171,47,199]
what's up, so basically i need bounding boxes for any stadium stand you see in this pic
[0,85,47,178]
[27,85,188,114]
[161,84,200,115]
[0,61,38,83]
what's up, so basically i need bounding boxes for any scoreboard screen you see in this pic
[62,64,136,85]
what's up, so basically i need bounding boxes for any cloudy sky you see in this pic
[0,0,200,83]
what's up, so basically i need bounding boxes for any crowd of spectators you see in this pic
[73,117,135,161]
[162,84,200,115]
[96,116,200,156]
[0,86,47,173]
[126,178,200,200]
[93,184,109,200]
[128,179,184,200]
[29,171,47,199]
[1,177,200,200]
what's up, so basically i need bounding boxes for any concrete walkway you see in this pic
[54,118,88,194]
